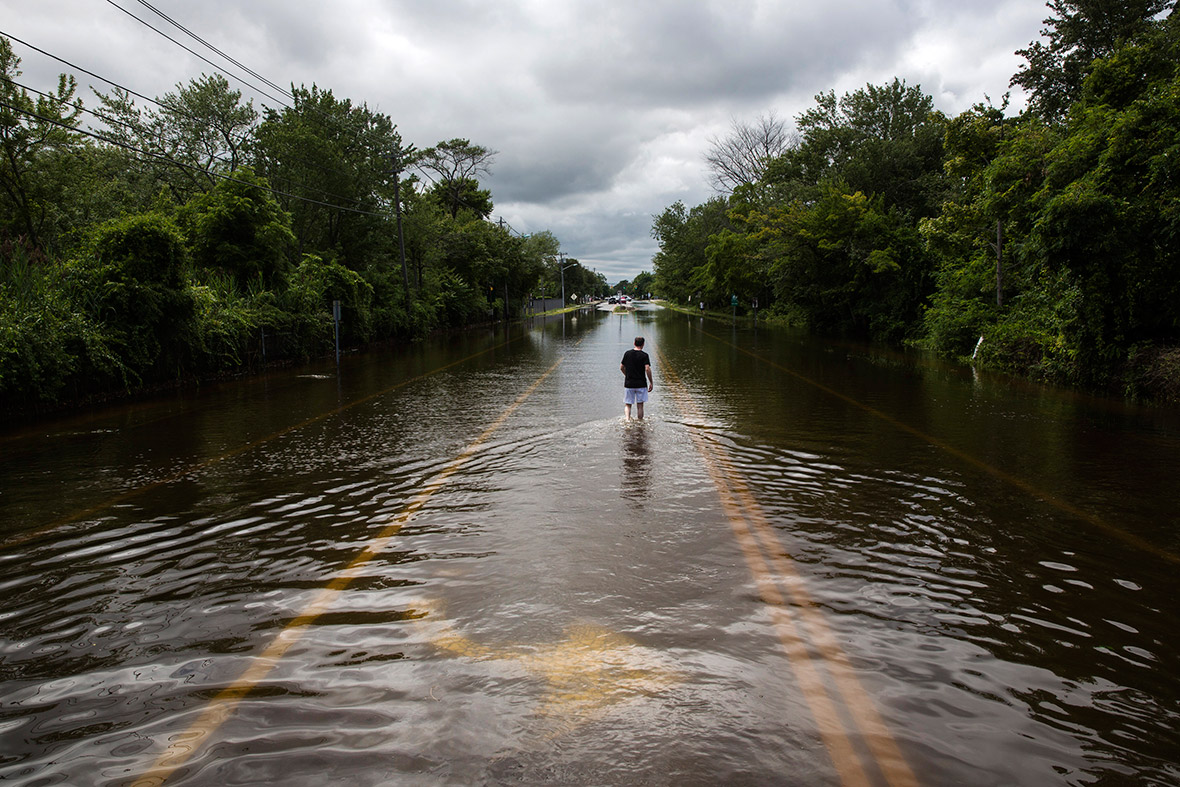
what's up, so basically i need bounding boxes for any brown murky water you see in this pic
[1,304,1178,786]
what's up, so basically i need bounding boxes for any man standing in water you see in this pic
[621,336,653,420]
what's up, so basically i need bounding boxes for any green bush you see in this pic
[0,242,76,402]
[188,271,282,373]
[280,254,373,357]
[72,212,195,385]
[181,168,295,288]
[429,266,489,327]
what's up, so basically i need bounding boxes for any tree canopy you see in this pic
[1011,0,1175,120]
[0,37,565,416]
[652,3,1180,401]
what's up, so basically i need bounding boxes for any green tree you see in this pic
[1031,19,1180,385]
[73,212,195,385]
[92,75,257,206]
[162,74,256,175]
[431,218,540,322]
[1011,0,1174,121]
[400,182,447,291]
[0,37,82,250]
[251,84,401,272]
[783,78,948,219]
[282,252,374,349]
[181,167,296,288]
[0,237,86,405]
[701,228,767,307]
[424,176,492,220]
[921,102,1057,357]
[631,270,654,298]
[926,14,1180,395]
[415,138,497,219]
[651,197,733,304]
[746,183,926,339]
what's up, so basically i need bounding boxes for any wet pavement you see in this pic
[1,303,1179,785]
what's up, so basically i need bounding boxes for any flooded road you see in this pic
[1,304,1178,786]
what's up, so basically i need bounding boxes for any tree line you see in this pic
[653,1,1180,402]
[0,37,608,416]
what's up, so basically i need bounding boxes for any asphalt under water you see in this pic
[1,304,1178,786]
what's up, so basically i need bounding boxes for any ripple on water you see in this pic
[699,422,1180,785]
[4,319,1180,785]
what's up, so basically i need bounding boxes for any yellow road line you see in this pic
[129,355,564,787]
[3,338,519,550]
[717,425,917,787]
[695,327,1178,566]
[659,349,917,787]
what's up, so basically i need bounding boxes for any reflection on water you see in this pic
[619,421,652,505]
[417,597,682,744]
[1,308,1178,786]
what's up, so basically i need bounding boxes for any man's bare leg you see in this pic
[636,401,644,420]
[624,403,632,420]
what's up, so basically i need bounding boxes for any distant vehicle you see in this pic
[608,296,618,304]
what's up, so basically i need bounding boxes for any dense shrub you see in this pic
[74,212,196,385]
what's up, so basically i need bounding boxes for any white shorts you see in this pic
[624,387,649,405]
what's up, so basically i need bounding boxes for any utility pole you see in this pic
[559,252,567,307]
[988,219,1004,308]
[992,105,1008,310]
[390,142,415,300]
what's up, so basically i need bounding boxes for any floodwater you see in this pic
[1,304,1178,786]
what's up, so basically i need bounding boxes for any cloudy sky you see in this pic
[4,0,1047,283]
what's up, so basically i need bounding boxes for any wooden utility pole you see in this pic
[993,107,1007,310]
[391,143,415,299]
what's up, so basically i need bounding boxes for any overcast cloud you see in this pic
[4,0,1046,283]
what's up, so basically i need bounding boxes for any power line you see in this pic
[1,74,388,214]
[103,0,291,109]
[2,19,549,244]
[1,30,194,127]
[0,30,396,210]
[0,97,390,219]
[132,0,292,101]
[6,17,444,221]
[0,28,260,161]
[99,2,389,162]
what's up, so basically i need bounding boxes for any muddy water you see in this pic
[1,304,1178,786]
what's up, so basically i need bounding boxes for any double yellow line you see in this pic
[130,355,565,787]
[659,348,918,787]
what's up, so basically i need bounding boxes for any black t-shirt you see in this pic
[621,348,650,388]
